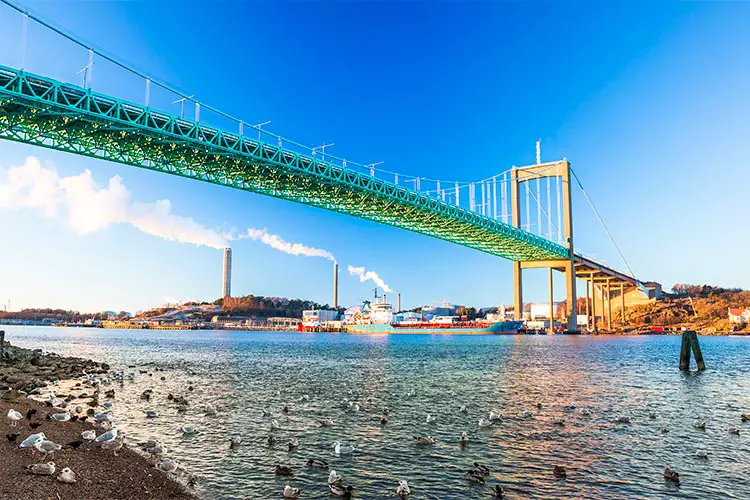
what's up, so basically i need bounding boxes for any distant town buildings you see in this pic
[728,307,750,324]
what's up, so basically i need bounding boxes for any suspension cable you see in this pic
[570,166,638,280]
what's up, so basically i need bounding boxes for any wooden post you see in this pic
[0,330,4,358]
[679,330,706,371]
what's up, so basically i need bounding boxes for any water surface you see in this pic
[5,327,750,499]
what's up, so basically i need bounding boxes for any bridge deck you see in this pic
[0,65,570,262]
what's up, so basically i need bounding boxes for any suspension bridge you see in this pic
[0,1,660,332]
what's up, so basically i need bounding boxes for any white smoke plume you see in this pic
[347,265,393,293]
[235,228,336,261]
[0,156,228,249]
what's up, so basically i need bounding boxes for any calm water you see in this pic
[4,326,750,499]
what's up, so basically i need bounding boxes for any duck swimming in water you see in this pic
[380,416,388,425]
[275,465,293,476]
[459,405,468,414]
[553,465,567,478]
[693,421,706,430]
[472,462,490,476]
[329,483,354,498]
[328,469,343,485]
[491,485,505,499]
[614,416,631,424]
[306,459,329,470]
[664,465,679,483]
[319,417,334,427]
[464,469,485,484]
[426,414,436,424]
[695,450,709,459]
[729,427,741,435]
[741,413,749,423]
[287,438,299,451]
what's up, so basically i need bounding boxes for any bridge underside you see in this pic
[0,66,567,262]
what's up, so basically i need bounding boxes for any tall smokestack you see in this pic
[398,293,401,312]
[222,248,232,298]
[333,261,339,309]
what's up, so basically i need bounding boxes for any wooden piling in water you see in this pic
[0,330,4,358]
[679,330,705,371]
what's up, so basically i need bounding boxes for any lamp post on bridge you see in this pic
[172,95,195,119]
[366,162,384,178]
[254,120,271,141]
[313,143,335,161]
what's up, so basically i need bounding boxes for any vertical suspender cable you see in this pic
[536,177,542,236]
[546,177,552,239]
[493,176,497,219]
[501,173,507,223]
[525,182,530,231]
[21,13,28,70]
[556,175,562,243]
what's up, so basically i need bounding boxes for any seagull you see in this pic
[568,402,577,410]
[282,484,300,499]
[328,469,343,485]
[19,432,46,448]
[144,410,159,419]
[92,412,113,422]
[26,462,56,475]
[49,412,71,422]
[397,479,411,498]
[181,426,199,436]
[413,436,436,445]
[489,411,502,422]
[101,439,124,456]
[660,426,669,433]
[523,410,534,418]
[95,427,118,443]
[271,419,281,431]
[57,467,76,483]
[695,450,709,459]
[288,438,299,451]
[426,414,436,424]
[459,405,468,414]
[729,427,741,435]
[34,439,62,458]
[332,441,356,455]
[649,412,658,419]
[664,465,679,483]
[579,408,592,417]
[144,442,168,456]
[478,418,493,428]
[459,431,469,445]
[157,459,179,473]
[81,430,96,441]
[693,421,706,430]
[380,416,388,425]
[7,409,23,427]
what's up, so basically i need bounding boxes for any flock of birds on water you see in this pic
[6,367,750,499]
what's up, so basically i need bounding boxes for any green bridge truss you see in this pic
[0,65,568,261]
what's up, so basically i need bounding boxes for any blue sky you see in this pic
[1,1,749,313]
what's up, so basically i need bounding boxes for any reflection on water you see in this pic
[6,326,750,499]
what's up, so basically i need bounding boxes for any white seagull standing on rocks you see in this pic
[19,432,45,448]
[50,412,71,422]
[95,427,118,443]
[34,439,62,458]
[81,430,96,441]
[7,409,23,427]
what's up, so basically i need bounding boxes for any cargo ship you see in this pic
[344,299,524,335]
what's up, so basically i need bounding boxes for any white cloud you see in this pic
[0,156,228,249]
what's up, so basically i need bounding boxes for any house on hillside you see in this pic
[728,308,750,324]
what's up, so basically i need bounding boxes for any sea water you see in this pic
[6,327,750,499]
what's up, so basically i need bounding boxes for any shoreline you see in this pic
[0,339,196,499]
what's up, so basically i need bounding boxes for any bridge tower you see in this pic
[510,160,578,332]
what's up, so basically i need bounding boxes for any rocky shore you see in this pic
[0,340,195,499]
[0,338,108,394]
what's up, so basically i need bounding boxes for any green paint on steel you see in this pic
[0,65,568,261]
